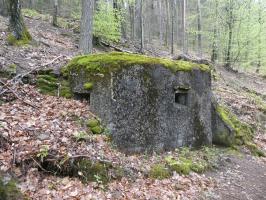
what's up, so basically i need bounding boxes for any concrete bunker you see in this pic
[64,52,228,153]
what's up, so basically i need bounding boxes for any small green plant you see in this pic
[149,164,171,180]
[37,145,49,162]
[73,131,89,142]
[87,118,104,134]
[94,174,103,185]
[165,156,192,175]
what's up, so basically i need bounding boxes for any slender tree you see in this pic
[52,0,58,27]
[211,0,218,63]
[80,0,94,54]
[0,0,9,17]
[170,0,176,55]
[196,0,202,57]
[181,0,187,54]
[256,0,262,73]
[8,0,31,43]
[140,0,144,53]
[158,0,163,45]
[225,0,234,70]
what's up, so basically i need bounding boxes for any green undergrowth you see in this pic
[216,105,265,157]
[246,92,266,113]
[35,155,124,184]
[149,164,171,180]
[7,30,32,46]
[0,64,17,78]
[149,147,223,179]
[63,52,210,79]
[0,177,27,200]
[36,71,72,98]
[22,9,43,19]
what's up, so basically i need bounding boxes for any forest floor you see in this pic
[0,15,266,200]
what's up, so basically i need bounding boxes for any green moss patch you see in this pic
[87,118,104,134]
[217,105,265,157]
[7,30,32,46]
[63,52,210,79]
[165,156,192,175]
[217,106,254,145]
[84,82,94,90]
[36,72,72,98]
[0,177,26,200]
[149,164,171,180]
[33,154,124,184]
[148,147,221,178]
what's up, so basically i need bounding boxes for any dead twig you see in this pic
[30,157,53,174]
[0,80,39,108]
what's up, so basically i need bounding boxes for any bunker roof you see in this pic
[64,52,210,77]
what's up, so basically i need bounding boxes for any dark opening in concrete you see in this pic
[74,93,90,103]
[175,91,188,106]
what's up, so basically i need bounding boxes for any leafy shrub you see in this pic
[93,0,122,42]
[149,164,171,180]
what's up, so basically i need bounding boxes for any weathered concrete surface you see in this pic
[211,100,235,146]
[70,63,213,153]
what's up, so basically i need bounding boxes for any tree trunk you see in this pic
[181,0,187,54]
[196,0,202,57]
[158,0,163,46]
[129,3,135,40]
[9,0,31,41]
[0,0,9,17]
[225,0,233,69]
[79,0,94,54]
[211,0,218,63]
[52,0,58,27]
[165,0,170,47]
[140,0,144,53]
[170,0,176,55]
[256,0,262,73]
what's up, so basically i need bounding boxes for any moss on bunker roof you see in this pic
[65,52,210,75]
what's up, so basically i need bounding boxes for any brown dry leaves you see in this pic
[0,84,215,199]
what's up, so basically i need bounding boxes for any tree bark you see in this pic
[196,0,202,57]
[52,0,58,27]
[0,0,9,17]
[79,0,94,54]
[181,0,187,54]
[256,0,262,73]
[170,0,176,55]
[140,0,144,53]
[9,0,31,41]
[158,0,163,46]
[225,0,234,69]
[211,0,218,63]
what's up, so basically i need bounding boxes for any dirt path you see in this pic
[204,155,266,200]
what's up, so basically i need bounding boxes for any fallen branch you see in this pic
[100,41,135,54]
[0,80,39,108]
[0,55,63,96]
[14,55,63,81]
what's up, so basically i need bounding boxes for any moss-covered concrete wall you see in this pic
[65,52,212,153]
